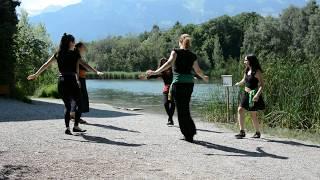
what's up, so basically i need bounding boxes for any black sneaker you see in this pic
[167,118,174,126]
[73,127,87,133]
[65,129,73,135]
[252,132,261,138]
[185,136,194,143]
[235,130,246,139]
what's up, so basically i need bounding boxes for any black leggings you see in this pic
[172,83,196,138]
[58,76,82,128]
[163,93,175,119]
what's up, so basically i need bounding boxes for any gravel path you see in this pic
[0,98,319,180]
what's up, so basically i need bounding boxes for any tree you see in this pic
[14,10,53,95]
[0,0,20,94]
[212,35,224,69]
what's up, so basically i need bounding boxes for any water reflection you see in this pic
[86,80,239,116]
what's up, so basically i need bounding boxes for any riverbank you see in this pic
[1,97,320,179]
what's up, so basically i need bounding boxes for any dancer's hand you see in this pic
[203,76,209,83]
[253,95,259,102]
[97,71,104,76]
[146,70,156,77]
[27,74,37,80]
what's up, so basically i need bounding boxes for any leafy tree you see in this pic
[0,0,20,94]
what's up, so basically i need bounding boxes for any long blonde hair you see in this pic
[179,34,192,49]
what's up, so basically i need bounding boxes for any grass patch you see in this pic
[35,84,60,99]
[86,71,143,80]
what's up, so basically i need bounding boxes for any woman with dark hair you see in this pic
[235,54,265,139]
[70,42,103,124]
[147,34,209,143]
[27,33,101,135]
[148,58,175,126]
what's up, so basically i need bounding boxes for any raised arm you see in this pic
[27,54,56,80]
[193,60,209,83]
[147,51,176,76]
[79,59,103,75]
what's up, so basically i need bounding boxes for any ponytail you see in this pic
[179,34,191,49]
[57,33,75,59]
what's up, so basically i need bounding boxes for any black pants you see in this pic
[172,83,196,138]
[163,93,175,119]
[58,76,82,128]
[71,78,89,113]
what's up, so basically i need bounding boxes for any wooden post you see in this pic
[226,86,230,122]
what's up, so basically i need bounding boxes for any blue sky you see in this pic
[21,0,313,16]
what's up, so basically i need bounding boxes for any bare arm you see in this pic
[79,59,102,74]
[255,71,264,97]
[193,60,208,82]
[27,54,56,80]
[153,51,177,75]
[236,74,246,86]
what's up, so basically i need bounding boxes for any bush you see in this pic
[35,84,60,99]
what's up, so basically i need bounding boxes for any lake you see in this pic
[86,79,238,117]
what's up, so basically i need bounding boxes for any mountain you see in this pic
[30,0,312,42]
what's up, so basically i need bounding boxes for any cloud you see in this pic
[183,0,206,15]
[20,0,82,16]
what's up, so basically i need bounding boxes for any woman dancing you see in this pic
[148,58,175,126]
[70,42,102,124]
[235,54,265,139]
[147,34,209,142]
[27,33,101,135]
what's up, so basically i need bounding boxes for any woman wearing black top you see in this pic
[235,54,265,139]
[147,34,209,142]
[27,33,101,135]
[70,42,103,124]
[148,58,175,126]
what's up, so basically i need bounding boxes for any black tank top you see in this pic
[173,49,197,74]
[245,70,259,90]
[161,69,173,85]
[55,50,81,74]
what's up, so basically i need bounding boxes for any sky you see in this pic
[20,0,82,16]
[20,0,313,16]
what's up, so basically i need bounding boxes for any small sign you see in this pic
[221,75,233,87]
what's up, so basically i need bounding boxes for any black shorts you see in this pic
[240,92,265,111]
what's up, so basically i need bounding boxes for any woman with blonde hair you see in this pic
[147,34,209,142]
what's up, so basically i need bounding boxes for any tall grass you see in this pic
[86,71,142,80]
[204,58,320,133]
[263,59,320,132]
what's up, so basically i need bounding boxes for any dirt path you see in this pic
[0,98,319,180]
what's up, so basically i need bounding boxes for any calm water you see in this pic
[86,79,236,116]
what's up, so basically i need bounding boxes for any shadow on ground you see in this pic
[86,123,140,133]
[262,138,320,149]
[0,165,39,180]
[0,99,140,122]
[63,134,145,147]
[172,125,223,134]
[194,140,288,160]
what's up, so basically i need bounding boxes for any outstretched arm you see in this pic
[193,60,209,83]
[79,59,103,75]
[147,51,176,76]
[27,54,56,80]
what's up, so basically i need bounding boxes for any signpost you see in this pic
[221,75,233,122]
